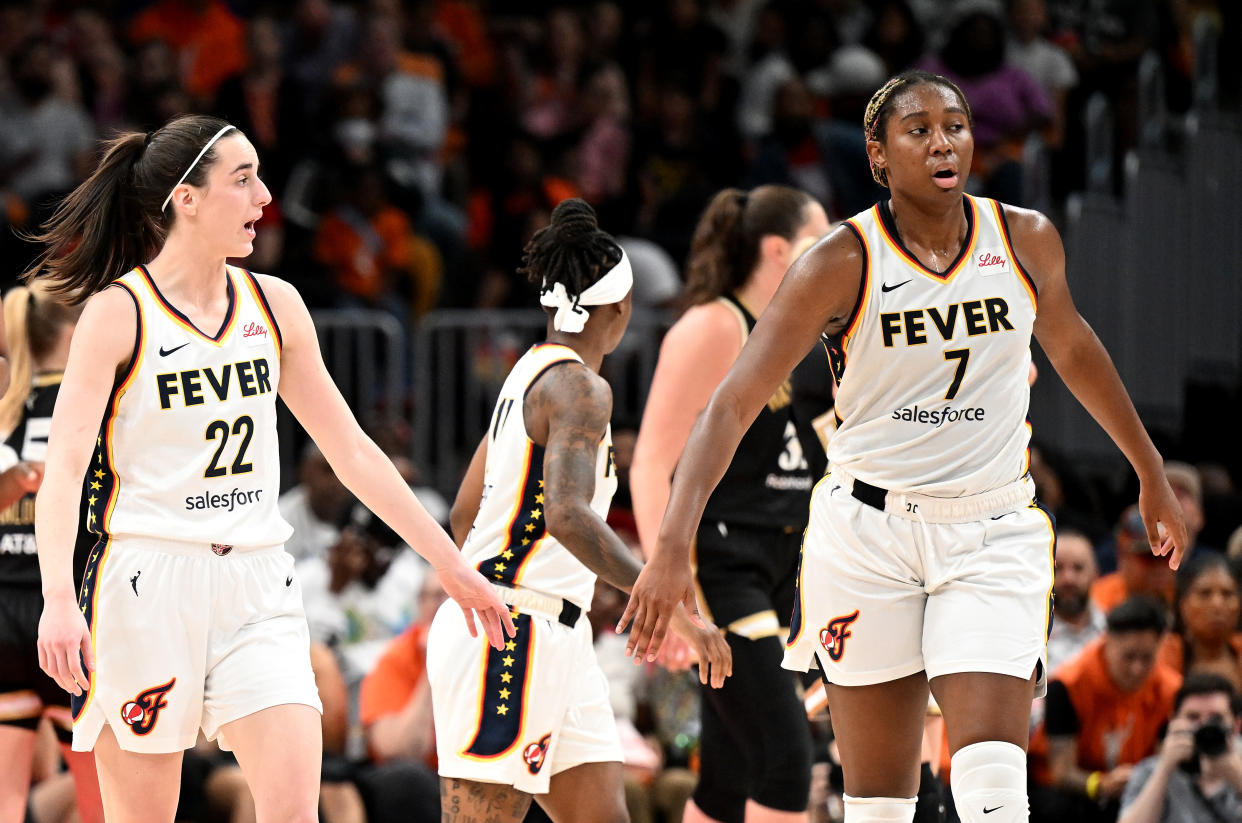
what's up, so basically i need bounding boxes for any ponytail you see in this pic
[679,185,814,314]
[0,282,82,435]
[22,114,238,303]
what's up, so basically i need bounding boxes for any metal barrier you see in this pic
[277,309,405,481]
[413,309,672,495]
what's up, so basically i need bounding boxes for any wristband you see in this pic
[1085,770,1102,800]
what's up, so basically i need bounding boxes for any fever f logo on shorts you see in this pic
[523,733,552,775]
[819,610,860,662]
[120,677,176,735]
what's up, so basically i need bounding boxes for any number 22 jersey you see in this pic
[90,265,292,547]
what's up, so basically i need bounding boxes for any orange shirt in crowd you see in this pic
[1030,636,1181,783]
[129,0,246,100]
[313,206,442,315]
[359,622,436,769]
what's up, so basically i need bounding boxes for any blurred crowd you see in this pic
[4,1,1242,822]
[0,0,1232,323]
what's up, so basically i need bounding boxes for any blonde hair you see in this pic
[0,282,83,435]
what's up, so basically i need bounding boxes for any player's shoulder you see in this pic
[995,201,1057,241]
[665,300,748,353]
[994,201,1064,281]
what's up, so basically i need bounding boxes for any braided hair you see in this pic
[862,70,972,188]
[519,199,623,311]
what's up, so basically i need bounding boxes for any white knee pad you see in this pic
[950,741,1029,823]
[843,795,916,823]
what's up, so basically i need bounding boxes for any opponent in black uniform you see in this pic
[0,283,101,823]
[631,186,831,823]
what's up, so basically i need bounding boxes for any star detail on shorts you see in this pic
[94,469,104,479]
[524,523,535,533]
[521,538,530,546]
[529,509,541,520]
[500,672,513,683]
[498,688,511,700]
[502,550,514,560]
[537,480,544,489]
[494,562,507,572]
[87,495,98,507]
[90,481,102,491]
[502,655,515,667]
[497,705,509,716]
[535,493,544,504]
[506,641,516,651]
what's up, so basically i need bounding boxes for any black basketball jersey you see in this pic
[0,377,57,588]
[700,295,818,528]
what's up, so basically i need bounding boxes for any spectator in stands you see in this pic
[1119,672,1242,823]
[1092,505,1177,614]
[575,62,632,217]
[127,0,247,103]
[1047,527,1107,673]
[355,574,447,823]
[1007,0,1078,148]
[921,0,1053,204]
[1032,597,1182,823]
[313,161,443,319]
[807,43,888,218]
[281,441,352,564]
[747,77,834,207]
[862,0,927,75]
[1158,554,1242,691]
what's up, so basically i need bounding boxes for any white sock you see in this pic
[842,795,916,823]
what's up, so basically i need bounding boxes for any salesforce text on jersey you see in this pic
[185,487,264,511]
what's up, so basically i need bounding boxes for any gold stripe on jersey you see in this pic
[840,220,872,357]
[786,473,829,651]
[873,196,979,284]
[71,537,112,724]
[1022,420,1033,475]
[460,612,535,760]
[1030,503,1057,639]
[477,441,548,586]
[989,200,1039,310]
[136,266,239,346]
[94,282,145,535]
[238,269,283,357]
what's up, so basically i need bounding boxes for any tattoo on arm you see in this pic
[530,363,643,591]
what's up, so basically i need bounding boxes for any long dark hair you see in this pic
[23,114,238,302]
[519,198,623,302]
[679,185,813,313]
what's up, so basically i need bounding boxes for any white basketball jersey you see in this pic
[827,196,1038,497]
[91,265,291,547]
[462,343,617,611]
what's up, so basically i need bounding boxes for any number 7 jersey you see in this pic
[89,265,292,547]
[827,196,1038,497]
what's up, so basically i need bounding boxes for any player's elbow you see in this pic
[543,500,587,543]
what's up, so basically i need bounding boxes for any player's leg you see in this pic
[53,718,105,823]
[922,506,1055,823]
[0,724,37,823]
[221,703,321,823]
[440,776,533,823]
[92,723,183,823]
[537,761,629,823]
[826,672,930,800]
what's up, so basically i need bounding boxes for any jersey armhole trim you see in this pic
[107,281,144,391]
[238,268,284,356]
[839,220,870,349]
[992,201,1039,310]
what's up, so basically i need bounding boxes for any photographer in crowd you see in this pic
[1119,673,1242,823]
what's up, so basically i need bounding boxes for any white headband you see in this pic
[539,249,633,333]
[161,125,236,212]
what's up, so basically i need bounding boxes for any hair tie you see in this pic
[737,190,750,209]
[144,131,155,147]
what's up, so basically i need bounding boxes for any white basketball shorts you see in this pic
[427,587,621,794]
[71,536,321,753]
[783,469,1055,696]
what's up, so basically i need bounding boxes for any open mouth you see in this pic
[932,168,959,189]
[244,220,257,237]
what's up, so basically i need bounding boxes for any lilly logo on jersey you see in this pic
[977,251,1009,275]
[523,733,552,775]
[819,610,859,662]
[242,321,268,339]
[120,677,176,735]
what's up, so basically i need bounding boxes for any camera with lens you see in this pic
[1194,720,1230,758]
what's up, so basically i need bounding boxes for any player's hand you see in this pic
[669,604,732,688]
[654,630,696,672]
[37,589,93,696]
[6,461,44,495]
[437,560,516,650]
[1139,472,1189,570]
[617,554,702,662]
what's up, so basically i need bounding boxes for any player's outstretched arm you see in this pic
[619,226,862,662]
[536,360,731,686]
[259,275,514,648]
[1012,206,1188,568]
[36,288,133,694]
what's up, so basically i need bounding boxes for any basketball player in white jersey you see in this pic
[29,114,514,823]
[430,199,730,823]
[621,70,1191,823]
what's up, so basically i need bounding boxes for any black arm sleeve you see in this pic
[1043,679,1080,737]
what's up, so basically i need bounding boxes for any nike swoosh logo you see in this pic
[983,807,1003,815]
[990,512,1014,520]
[159,343,189,357]
[285,576,293,587]
[881,280,912,293]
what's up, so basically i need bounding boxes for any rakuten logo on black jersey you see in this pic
[891,405,986,427]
